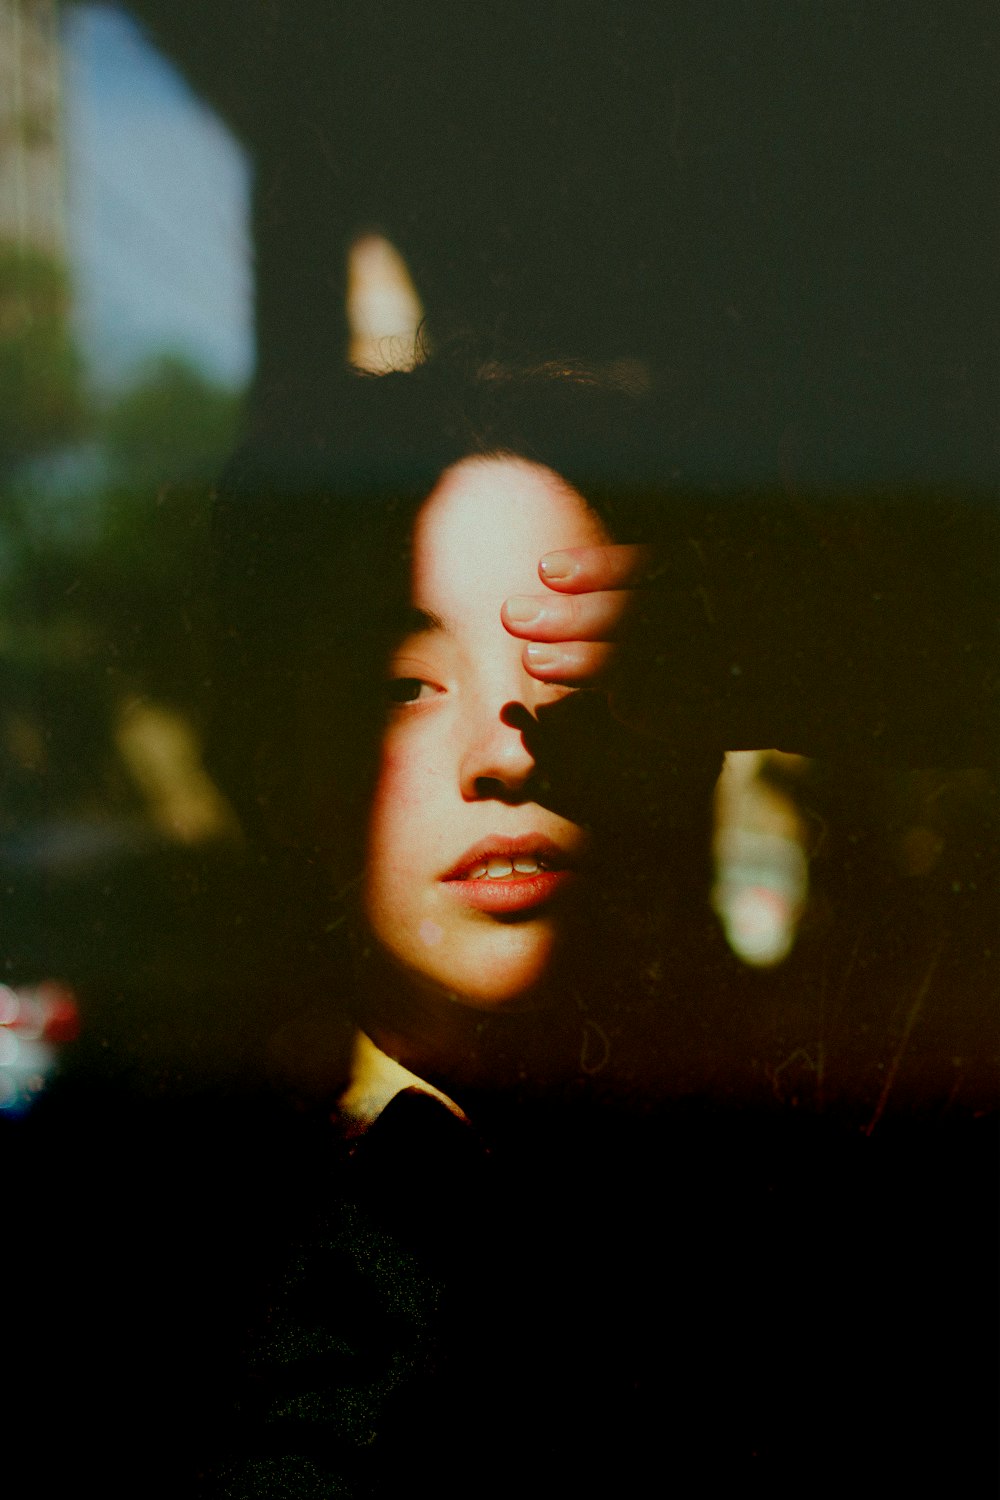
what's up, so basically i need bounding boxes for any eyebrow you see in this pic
[399,605,449,636]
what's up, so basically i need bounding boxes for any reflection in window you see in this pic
[0,1,254,1103]
[712,750,811,967]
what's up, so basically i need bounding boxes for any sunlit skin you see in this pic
[364,456,617,1013]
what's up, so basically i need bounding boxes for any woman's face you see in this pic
[364,456,611,1008]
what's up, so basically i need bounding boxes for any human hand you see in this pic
[501,539,751,747]
[501,544,648,684]
[501,544,671,732]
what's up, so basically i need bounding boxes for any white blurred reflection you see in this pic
[712,749,810,967]
[0,980,78,1113]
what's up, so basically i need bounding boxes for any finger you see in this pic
[537,543,652,594]
[502,589,633,642]
[522,640,617,683]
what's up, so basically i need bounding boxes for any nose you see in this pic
[459,693,540,801]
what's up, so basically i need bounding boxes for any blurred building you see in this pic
[0,0,66,257]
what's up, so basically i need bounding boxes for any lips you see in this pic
[442,834,576,881]
[441,834,580,915]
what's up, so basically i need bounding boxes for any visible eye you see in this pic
[385,676,437,706]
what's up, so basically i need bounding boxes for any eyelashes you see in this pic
[384,676,441,706]
[386,676,425,704]
[384,631,447,709]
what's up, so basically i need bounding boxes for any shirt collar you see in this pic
[337,1029,469,1131]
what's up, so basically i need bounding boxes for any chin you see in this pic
[443,979,547,1013]
[460,921,563,1006]
[391,926,560,1013]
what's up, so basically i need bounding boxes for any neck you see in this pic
[354,949,585,1108]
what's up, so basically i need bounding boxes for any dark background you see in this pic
[127,0,998,490]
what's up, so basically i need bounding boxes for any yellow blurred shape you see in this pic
[346,233,425,372]
[114,698,241,844]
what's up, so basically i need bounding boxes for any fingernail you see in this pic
[539,551,575,581]
[505,596,542,623]
[525,643,559,668]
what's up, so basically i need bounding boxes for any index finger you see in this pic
[538,543,652,593]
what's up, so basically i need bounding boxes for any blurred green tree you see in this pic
[0,245,86,479]
[0,347,246,831]
[89,354,244,707]
[101,352,243,494]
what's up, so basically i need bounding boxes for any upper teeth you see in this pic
[467,857,548,879]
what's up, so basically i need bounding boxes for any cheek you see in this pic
[365,740,447,923]
[373,720,458,812]
[367,745,422,856]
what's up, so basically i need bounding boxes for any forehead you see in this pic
[411,456,608,615]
